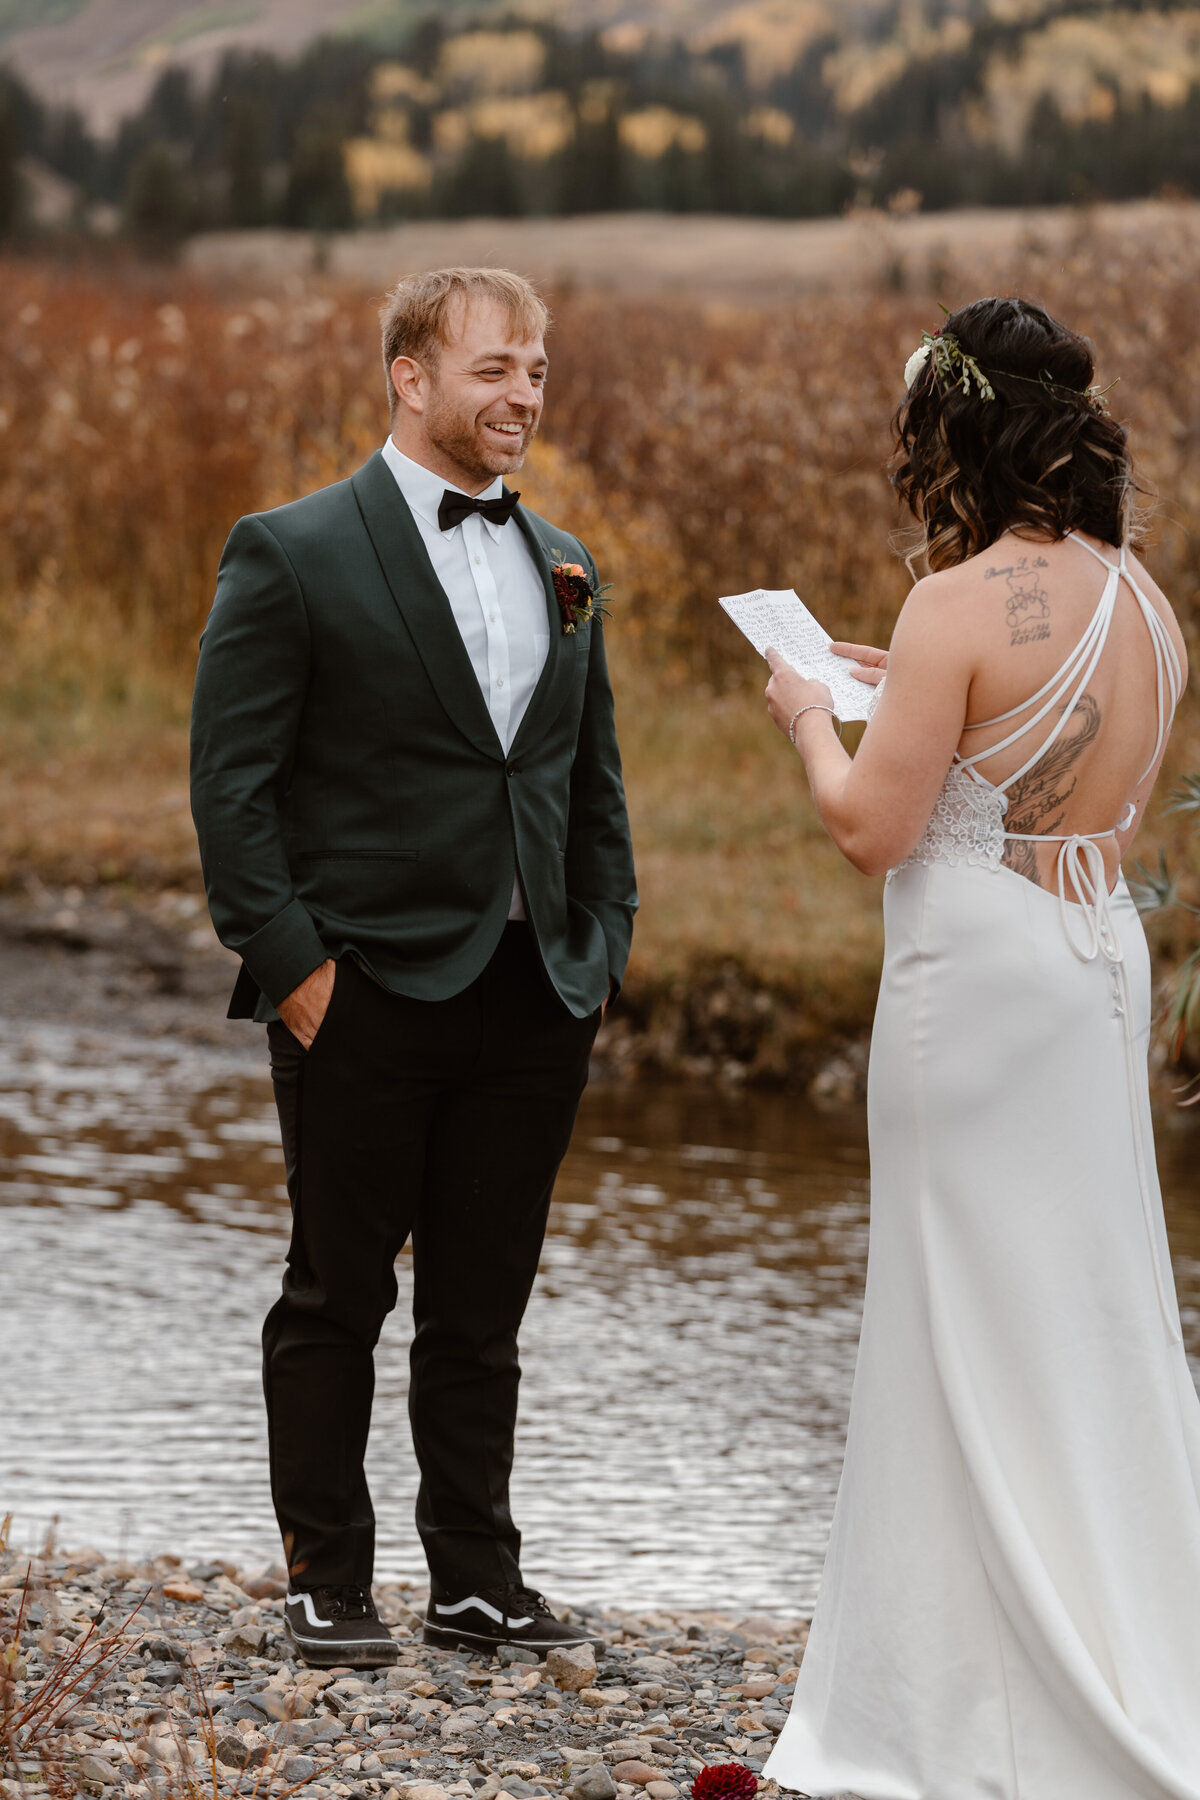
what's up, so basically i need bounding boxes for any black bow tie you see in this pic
[437,487,520,533]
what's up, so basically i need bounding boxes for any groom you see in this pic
[190,266,637,1668]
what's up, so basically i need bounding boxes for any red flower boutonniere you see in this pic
[550,551,610,635]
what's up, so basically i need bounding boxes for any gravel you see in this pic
[0,1545,809,1800]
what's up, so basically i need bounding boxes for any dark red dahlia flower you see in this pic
[691,1762,758,1800]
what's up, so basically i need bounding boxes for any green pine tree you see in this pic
[0,88,23,240]
[224,94,266,227]
[124,142,193,253]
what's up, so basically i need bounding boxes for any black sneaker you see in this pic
[423,1583,604,1652]
[283,1584,399,1668]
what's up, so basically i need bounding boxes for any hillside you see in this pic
[4,1,1200,232]
[9,0,1193,140]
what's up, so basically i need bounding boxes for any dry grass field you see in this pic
[2,213,1200,1069]
[184,197,1200,301]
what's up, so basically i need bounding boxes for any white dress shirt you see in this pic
[381,436,550,919]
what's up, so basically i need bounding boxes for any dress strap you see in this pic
[956,535,1182,803]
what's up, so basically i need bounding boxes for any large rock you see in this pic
[215,1735,268,1770]
[77,1756,121,1788]
[571,1763,617,1800]
[546,1643,596,1692]
[161,1579,204,1603]
[611,1764,662,1788]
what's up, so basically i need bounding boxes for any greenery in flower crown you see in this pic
[911,330,996,401]
[904,326,1114,411]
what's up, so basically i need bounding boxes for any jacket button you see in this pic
[506,762,519,777]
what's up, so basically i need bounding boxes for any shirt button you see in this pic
[473,555,482,565]
[495,677,504,688]
[489,612,496,622]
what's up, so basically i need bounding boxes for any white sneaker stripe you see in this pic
[290,1592,333,1630]
[433,1596,534,1628]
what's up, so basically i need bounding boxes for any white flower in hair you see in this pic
[904,341,932,389]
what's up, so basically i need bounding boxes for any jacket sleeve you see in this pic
[565,549,639,990]
[190,514,328,1007]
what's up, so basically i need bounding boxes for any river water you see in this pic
[2,1018,1200,1618]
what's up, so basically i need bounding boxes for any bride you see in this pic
[760,296,1200,1798]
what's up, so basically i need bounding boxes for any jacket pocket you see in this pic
[297,849,419,861]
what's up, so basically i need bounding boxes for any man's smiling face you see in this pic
[390,294,547,495]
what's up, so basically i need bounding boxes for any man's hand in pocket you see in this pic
[277,959,336,1049]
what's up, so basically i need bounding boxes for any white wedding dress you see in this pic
[765,537,1200,1799]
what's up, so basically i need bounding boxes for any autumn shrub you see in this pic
[1,228,1198,678]
[1,228,1199,1032]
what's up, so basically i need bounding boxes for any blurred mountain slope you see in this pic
[5,0,1200,221]
[0,0,933,133]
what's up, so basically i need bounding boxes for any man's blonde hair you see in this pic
[380,266,551,414]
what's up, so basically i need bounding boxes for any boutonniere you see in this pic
[550,551,610,635]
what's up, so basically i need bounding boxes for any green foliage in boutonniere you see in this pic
[549,551,610,635]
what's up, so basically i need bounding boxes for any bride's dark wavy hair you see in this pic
[890,296,1141,571]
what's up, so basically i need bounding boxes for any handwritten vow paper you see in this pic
[718,587,876,723]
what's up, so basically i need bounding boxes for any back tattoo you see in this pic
[986,554,1052,647]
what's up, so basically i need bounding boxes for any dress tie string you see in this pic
[1055,834,1122,966]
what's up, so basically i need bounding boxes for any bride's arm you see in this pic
[765,578,973,876]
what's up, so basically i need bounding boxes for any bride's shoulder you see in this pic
[894,554,992,629]
[898,531,1063,625]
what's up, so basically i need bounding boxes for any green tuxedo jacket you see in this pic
[190,450,637,1023]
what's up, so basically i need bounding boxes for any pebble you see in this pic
[0,1542,806,1800]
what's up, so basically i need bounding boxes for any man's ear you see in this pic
[390,355,427,416]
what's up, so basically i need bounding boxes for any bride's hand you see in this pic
[830,640,888,686]
[764,648,835,739]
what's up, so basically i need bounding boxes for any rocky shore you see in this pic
[1,1545,808,1800]
[0,883,871,1100]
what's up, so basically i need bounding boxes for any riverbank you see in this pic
[0,877,874,1101]
[1,1541,804,1800]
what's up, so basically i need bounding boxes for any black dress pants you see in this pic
[262,925,600,1596]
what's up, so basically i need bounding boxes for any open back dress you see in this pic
[765,538,1200,1799]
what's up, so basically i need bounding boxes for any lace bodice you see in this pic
[866,683,1007,879]
[893,762,1006,876]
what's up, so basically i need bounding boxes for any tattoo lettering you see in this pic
[1000,693,1102,887]
[984,554,1051,647]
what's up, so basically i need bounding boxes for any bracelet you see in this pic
[788,704,842,746]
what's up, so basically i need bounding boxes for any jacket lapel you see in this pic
[509,506,581,756]
[350,452,503,760]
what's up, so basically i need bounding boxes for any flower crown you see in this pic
[903,328,1112,411]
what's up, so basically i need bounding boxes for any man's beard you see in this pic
[425,392,534,484]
